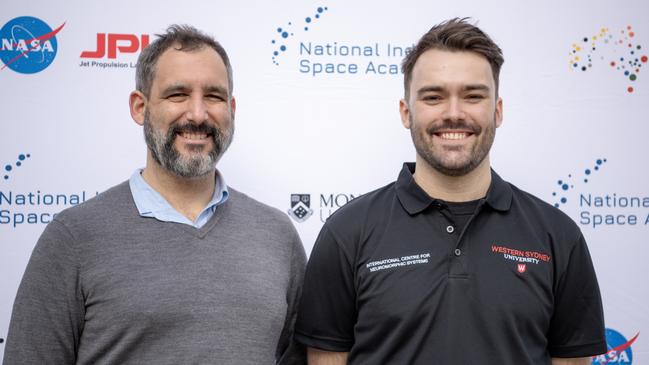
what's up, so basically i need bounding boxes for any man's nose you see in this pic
[441,97,466,121]
[185,95,208,123]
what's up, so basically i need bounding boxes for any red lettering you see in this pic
[80,33,106,58]
[80,33,149,59]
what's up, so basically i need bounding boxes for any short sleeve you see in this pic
[547,233,607,357]
[294,224,356,351]
[3,219,84,364]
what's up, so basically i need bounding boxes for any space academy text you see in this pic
[0,190,99,227]
[297,41,412,76]
[578,193,649,228]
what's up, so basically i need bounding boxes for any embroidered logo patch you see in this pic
[366,252,431,273]
[491,244,551,273]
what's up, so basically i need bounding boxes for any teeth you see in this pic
[439,132,468,140]
[180,132,208,140]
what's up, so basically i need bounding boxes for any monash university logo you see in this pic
[591,328,639,364]
[0,16,65,74]
[287,194,313,223]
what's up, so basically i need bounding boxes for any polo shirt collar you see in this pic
[395,162,512,215]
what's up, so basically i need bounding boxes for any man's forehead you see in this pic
[151,47,228,92]
[411,49,494,87]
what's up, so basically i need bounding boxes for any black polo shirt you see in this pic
[295,163,606,365]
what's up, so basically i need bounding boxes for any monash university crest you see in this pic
[287,194,313,223]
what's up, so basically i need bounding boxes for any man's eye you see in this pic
[466,94,485,101]
[422,95,441,102]
[206,94,225,101]
[167,93,187,101]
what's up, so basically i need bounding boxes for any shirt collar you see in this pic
[128,169,229,223]
[395,162,512,215]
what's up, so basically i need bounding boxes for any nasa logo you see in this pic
[80,33,150,59]
[591,328,639,364]
[0,16,65,74]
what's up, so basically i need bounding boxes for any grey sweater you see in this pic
[3,181,306,364]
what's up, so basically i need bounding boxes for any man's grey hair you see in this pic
[135,24,233,98]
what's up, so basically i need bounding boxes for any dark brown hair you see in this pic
[401,18,504,99]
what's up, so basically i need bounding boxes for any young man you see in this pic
[295,18,606,365]
[4,25,306,364]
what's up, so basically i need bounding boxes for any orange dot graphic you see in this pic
[629,31,635,37]
[627,86,634,93]
[611,61,616,66]
[641,55,648,63]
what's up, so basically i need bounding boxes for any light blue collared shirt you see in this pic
[128,169,229,228]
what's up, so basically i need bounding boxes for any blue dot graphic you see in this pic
[4,165,11,172]
[584,179,589,183]
[274,51,279,56]
[18,154,25,160]
[277,28,282,32]
[280,45,286,51]
[596,159,602,165]
[317,7,323,12]
[4,175,8,180]
[306,17,312,23]
[558,180,563,185]
[561,198,567,203]
[27,154,30,158]
[595,166,599,170]
[16,162,21,166]
[562,184,569,191]
[305,27,309,31]
[554,203,560,208]
[282,32,288,38]
[585,169,591,175]
[552,192,557,196]
[315,14,320,18]
[271,40,275,44]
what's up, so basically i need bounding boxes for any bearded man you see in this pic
[295,18,606,365]
[4,25,306,365]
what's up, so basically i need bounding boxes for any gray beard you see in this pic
[143,112,233,178]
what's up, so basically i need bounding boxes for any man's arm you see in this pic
[551,357,592,365]
[307,348,348,365]
[276,227,307,365]
[2,220,84,364]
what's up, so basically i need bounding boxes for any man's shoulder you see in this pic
[226,187,296,227]
[507,181,581,235]
[323,180,397,232]
[53,181,133,225]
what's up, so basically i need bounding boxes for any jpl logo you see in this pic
[592,328,639,364]
[80,33,150,59]
[0,16,65,74]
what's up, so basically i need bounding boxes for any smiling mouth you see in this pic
[177,132,212,141]
[435,131,473,140]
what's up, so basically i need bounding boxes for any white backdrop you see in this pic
[1,0,648,363]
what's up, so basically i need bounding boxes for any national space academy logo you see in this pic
[287,194,313,223]
[591,328,639,364]
[0,16,65,74]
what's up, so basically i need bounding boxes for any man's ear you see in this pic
[129,90,147,126]
[399,99,411,129]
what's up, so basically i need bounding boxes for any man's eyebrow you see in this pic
[416,85,445,95]
[203,85,229,95]
[463,84,490,92]
[160,84,190,95]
